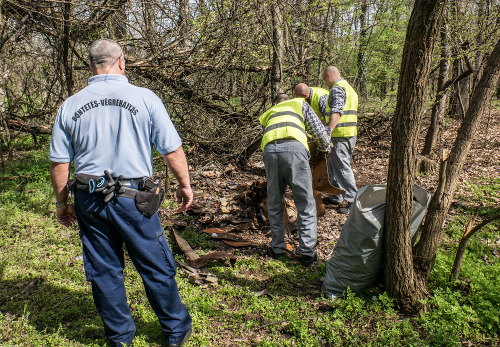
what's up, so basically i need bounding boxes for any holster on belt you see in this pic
[68,170,165,218]
[135,179,165,218]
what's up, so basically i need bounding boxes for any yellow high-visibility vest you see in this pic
[326,79,358,138]
[309,87,330,120]
[259,98,309,151]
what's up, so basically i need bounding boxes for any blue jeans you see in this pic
[75,189,191,346]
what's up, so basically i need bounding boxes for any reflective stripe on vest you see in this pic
[309,87,330,120]
[259,98,309,151]
[327,79,359,138]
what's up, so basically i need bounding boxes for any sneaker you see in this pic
[167,328,192,347]
[322,197,341,205]
[300,253,317,267]
[338,203,353,215]
[268,248,286,259]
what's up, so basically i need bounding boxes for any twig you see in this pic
[450,212,500,281]
[0,173,34,180]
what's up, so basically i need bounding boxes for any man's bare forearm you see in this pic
[328,113,341,130]
[50,162,70,203]
[162,146,190,188]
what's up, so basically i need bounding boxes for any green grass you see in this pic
[1,137,499,346]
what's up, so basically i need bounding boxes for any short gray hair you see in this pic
[88,39,123,68]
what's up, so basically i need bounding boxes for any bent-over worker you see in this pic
[260,93,330,267]
[294,83,330,124]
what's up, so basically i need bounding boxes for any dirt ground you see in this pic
[161,110,500,265]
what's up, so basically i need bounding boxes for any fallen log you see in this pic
[169,228,236,269]
[5,117,52,135]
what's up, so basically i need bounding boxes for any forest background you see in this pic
[0,0,500,346]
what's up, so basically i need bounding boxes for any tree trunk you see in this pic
[421,19,451,157]
[62,0,73,96]
[317,2,332,87]
[0,0,6,168]
[472,0,488,87]
[178,0,190,48]
[413,38,500,280]
[356,0,368,97]
[448,0,469,119]
[384,0,447,313]
[270,2,284,96]
[197,0,207,16]
[111,3,127,40]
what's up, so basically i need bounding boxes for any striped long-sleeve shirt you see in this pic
[302,102,331,153]
[328,80,347,115]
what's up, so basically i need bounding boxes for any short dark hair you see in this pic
[273,93,290,105]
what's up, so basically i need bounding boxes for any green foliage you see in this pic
[1,148,499,346]
[421,201,500,345]
[421,251,500,345]
[363,0,410,99]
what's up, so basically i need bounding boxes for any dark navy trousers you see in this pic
[75,189,191,346]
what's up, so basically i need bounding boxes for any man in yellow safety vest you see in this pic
[259,92,330,266]
[323,66,358,214]
[294,83,330,124]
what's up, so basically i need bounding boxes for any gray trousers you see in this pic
[327,136,357,204]
[263,141,317,257]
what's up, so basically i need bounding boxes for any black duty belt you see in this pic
[68,170,165,217]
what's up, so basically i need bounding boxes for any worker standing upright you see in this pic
[322,66,359,214]
[260,93,330,266]
[49,39,192,347]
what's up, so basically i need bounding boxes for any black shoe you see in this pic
[300,253,317,267]
[167,328,192,347]
[322,197,341,205]
[338,203,353,215]
[268,248,286,259]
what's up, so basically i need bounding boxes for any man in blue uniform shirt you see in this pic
[49,39,192,347]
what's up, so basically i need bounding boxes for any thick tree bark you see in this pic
[384,0,447,313]
[270,2,284,96]
[414,38,500,280]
